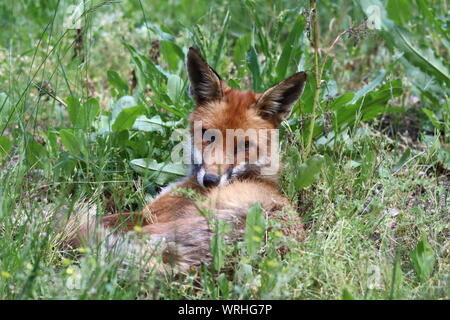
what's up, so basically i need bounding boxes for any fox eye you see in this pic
[202,128,216,144]
[236,140,251,152]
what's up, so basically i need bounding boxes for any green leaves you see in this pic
[393,27,449,85]
[112,105,146,132]
[160,40,184,72]
[244,202,266,257]
[422,109,441,130]
[211,219,231,271]
[66,97,100,130]
[59,129,82,155]
[389,252,403,299]
[275,15,305,81]
[386,0,412,25]
[392,148,411,173]
[333,79,403,130]
[130,159,185,176]
[359,0,450,85]
[410,234,435,283]
[233,33,252,76]
[295,155,325,190]
[166,74,184,104]
[247,46,261,91]
[130,159,186,185]
[0,136,12,159]
[124,42,168,95]
[25,136,48,169]
[342,288,356,300]
[107,70,129,96]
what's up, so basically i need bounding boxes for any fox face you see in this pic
[186,47,307,188]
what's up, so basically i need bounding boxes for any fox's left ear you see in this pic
[186,47,224,106]
[254,72,307,126]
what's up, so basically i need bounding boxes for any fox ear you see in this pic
[254,72,307,126]
[187,47,223,105]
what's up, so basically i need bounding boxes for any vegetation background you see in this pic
[0,0,448,299]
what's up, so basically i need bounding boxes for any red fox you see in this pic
[69,47,307,272]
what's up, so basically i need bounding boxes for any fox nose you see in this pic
[203,174,220,188]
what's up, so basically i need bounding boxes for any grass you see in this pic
[0,0,449,299]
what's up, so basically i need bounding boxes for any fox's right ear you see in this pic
[254,72,307,126]
[187,47,223,105]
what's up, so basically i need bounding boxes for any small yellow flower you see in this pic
[274,231,284,238]
[241,257,250,264]
[252,235,261,242]
[62,258,72,266]
[88,258,96,266]
[77,247,87,254]
[26,263,33,270]
[253,226,263,233]
[266,260,278,268]
[66,267,76,275]
[1,271,11,278]
[133,226,143,233]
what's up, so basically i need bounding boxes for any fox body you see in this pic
[71,48,307,272]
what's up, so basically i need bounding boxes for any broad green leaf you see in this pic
[124,42,168,95]
[334,79,403,129]
[392,27,449,85]
[146,22,175,42]
[330,93,355,110]
[112,105,146,131]
[107,70,129,94]
[422,109,441,130]
[247,46,261,91]
[130,159,186,176]
[349,70,386,105]
[359,0,450,85]
[295,155,325,190]
[276,15,305,81]
[53,152,77,178]
[410,234,435,283]
[233,33,252,71]
[0,136,12,159]
[167,74,184,104]
[386,0,412,25]
[217,273,230,298]
[160,40,184,72]
[66,96,81,127]
[112,96,138,120]
[66,97,99,129]
[392,148,411,173]
[81,98,100,130]
[211,219,231,271]
[133,115,181,133]
[342,288,355,300]
[60,129,81,155]
[25,136,49,168]
[244,202,266,257]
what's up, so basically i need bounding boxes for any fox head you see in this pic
[186,47,307,188]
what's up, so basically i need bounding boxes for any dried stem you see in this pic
[304,0,320,158]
